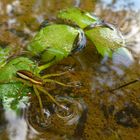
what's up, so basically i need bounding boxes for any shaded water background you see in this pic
[0,0,140,140]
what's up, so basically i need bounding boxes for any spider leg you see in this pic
[37,86,68,111]
[13,77,32,100]
[17,82,27,100]
[44,79,72,87]
[42,71,68,79]
[13,77,32,87]
[33,85,45,121]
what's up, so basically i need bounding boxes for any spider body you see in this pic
[17,70,43,86]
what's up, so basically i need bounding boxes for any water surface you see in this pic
[0,0,140,140]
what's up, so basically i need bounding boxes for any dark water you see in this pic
[0,0,140,140]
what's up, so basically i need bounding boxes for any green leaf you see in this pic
[27,24,79,67]
[0,57,36,82]
[57,7,99,29]
[85,27,124,57]
[1,83,31,112]
[0,57,37,112]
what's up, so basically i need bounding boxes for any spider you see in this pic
[16,70,70,121]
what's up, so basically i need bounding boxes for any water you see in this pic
[0,0,140,140]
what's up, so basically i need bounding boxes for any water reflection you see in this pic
[74,0,81,7]
[101,0,140,11]
[5,110,28,140]
[112,47,134,67]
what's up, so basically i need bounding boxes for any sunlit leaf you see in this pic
[27,24,79,66]
[57,7,99,29]
[85,27,124,57]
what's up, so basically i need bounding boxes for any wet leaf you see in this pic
[58,7,125,57]
[85,27,124,57]
[0,57,36,112]
[27,24,79,67]
[57,7,99,29]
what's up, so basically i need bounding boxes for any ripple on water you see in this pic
[27,96,86,134]
[55,96,86,125]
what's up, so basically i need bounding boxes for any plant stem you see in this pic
[38,63,52,72]
[109,78,140,92]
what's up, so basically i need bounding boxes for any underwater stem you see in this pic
[109,78,140,92]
